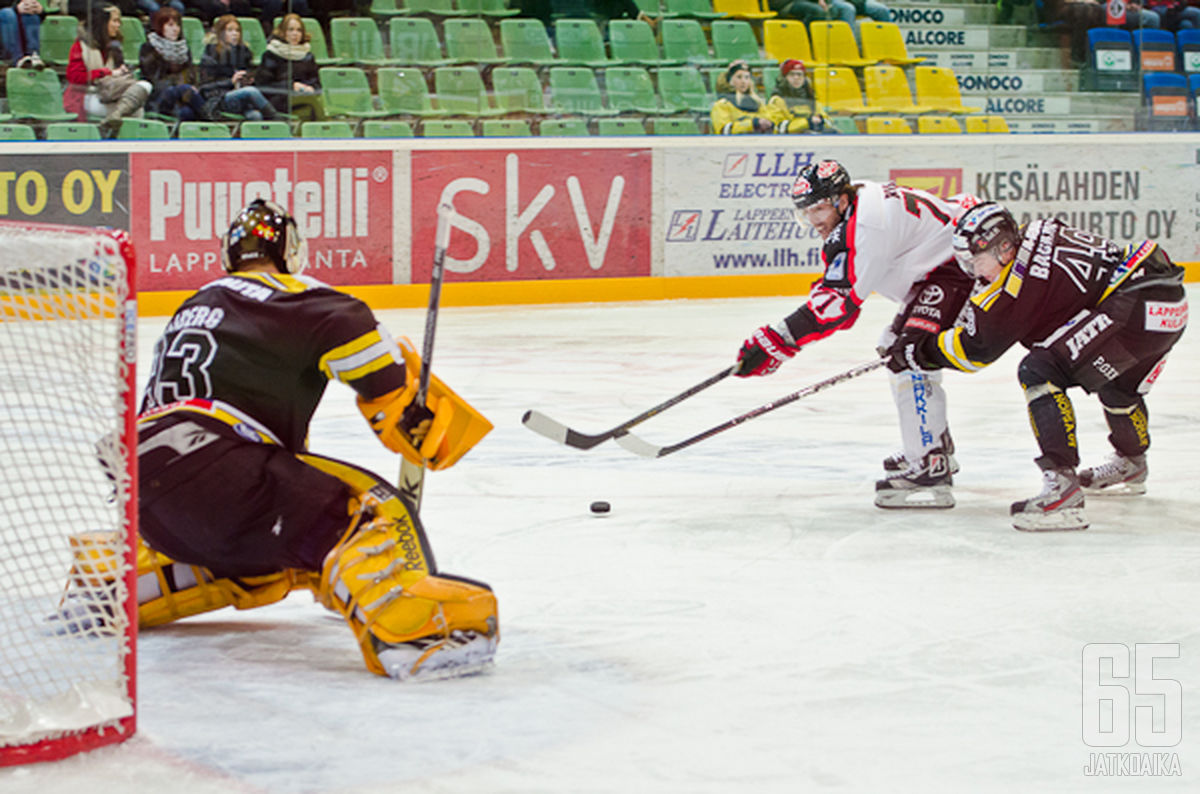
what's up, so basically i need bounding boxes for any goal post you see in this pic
[0,222,138,765]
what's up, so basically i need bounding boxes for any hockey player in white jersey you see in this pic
[735,159,977,508]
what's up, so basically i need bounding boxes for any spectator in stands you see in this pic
[65,3,152,136]
[711,59,811,134]
[768,0,857,31]
[256,12,322,120]
[767,59,832,133]
[199,14,278,119]
[1145,0,1200,30]
[0,0,43,68]
[845,0,892,27]
[1043,0,1160,64]
[186,0,312,34]
[140,7,208,121]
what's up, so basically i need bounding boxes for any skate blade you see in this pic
[1083,481,1146,497]
[874,486,955,510]
[379,634,497,682]
[1012,507,1089,532]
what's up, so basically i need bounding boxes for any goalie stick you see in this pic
[615,358,887,459]
[522,364,740,450]
[398,202,455,513]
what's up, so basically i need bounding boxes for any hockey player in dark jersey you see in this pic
[886,202,1188,531]
[735,159,979,509]
[116,199,498,680]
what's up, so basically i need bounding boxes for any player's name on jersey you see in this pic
[909,50,1016,70]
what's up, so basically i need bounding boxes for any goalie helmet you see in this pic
[221,198,307,275]
[791,160,850,210]
[952,202,1019,277]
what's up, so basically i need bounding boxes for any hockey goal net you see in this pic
[0,222,137,765]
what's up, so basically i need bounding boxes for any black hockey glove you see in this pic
[885,331,939,373]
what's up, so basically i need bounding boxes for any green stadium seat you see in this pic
[457,0,521,17]
[362,120,415,137]
[182,16,207,64]
[432,66,507,116]
[239,120,295,138]
[403,0,471,16]
[480,119,532,136]
[548,67,618,115]
[319,67,394,119]
[660,19,722,67]
[377,67,447,116]
[422,119,475,136]
[554,20,617,67]
[652,116,700,135]
[664,0,722,20]
[711,20,777,68]
[656,66,714,113]
[177,121,233,139]
[117,118,171,139]
[597,117,646,135]
[40,15,79,66]
[603,67,662,114]
[369,0,411,16]
[237,18,268,64]
[499,19,560,66]
[388,18,455,67]
[45,122,103,140]
[443,18,507,65]
[6,70,77,122]
[330,17,393,66]
[492,66,551,114]
[0,123,36,141]
[300,120,355,137]
[539,118,591,136]
[120,17,147,65]
[608,19,680,67]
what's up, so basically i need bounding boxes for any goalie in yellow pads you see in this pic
[78,199,497,681]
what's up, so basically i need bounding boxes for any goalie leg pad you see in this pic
[317,517,499,681]
[66,530,312,629]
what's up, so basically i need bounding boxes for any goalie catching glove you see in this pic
[736,325,799,377]
[358,336,493,470]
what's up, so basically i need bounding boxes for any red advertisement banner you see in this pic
[131,150,393,291]
[411,148,652,282]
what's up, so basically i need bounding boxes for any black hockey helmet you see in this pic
[221,198,307,275]
[791,160,850,211]
[952,202,1019,277]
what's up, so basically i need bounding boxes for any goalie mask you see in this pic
[952,202,1019,278]
[221,199,307,275]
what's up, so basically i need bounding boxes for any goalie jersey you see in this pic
[140,272,407,452]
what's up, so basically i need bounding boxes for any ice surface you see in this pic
[3,289,1197,793]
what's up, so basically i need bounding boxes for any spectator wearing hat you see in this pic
[711,60,811,134]
[767,59,832,133]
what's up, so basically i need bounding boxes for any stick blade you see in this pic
[521,410,569,445]
[613,431,664,458]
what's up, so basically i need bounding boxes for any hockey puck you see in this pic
[590,501,611,515]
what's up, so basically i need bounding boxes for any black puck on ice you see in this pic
[590,501,611,515]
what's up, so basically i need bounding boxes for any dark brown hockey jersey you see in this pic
[140,271,406,452]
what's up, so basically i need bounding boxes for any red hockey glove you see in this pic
[736,326,798,377]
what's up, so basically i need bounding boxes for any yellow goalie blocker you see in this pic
[66,454,498,680]
[357,336,493,470]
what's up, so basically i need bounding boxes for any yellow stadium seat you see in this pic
[859,22,925,66]
[917,115,963,134]
[809,21,876,68]
[711,0,777,20]
[863,64,935,114]
[964,115,1011,133]
[810,66,874,115]
[913,66,983,114]
[762,20,814,67]
[866,115,913,134]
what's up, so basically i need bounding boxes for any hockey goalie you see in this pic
[67,199,496,682]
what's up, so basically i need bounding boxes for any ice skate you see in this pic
[1078,453,1147,496]
[1011,468,1088,531]
[375,629,497,682]
[875,448,955,509]
[882,429,959,475]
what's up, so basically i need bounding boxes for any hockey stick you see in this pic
[614,358,887,459]
[398,202,455,513]
[521,363,740,450]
